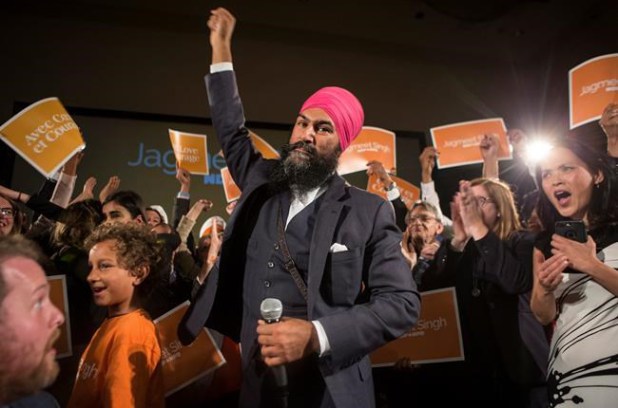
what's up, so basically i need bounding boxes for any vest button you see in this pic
[267,261,275,268]
[264,280,271,288]
[274,243,280,250]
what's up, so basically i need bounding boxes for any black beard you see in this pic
[269,141,340,196]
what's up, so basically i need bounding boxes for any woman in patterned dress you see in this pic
[531,136,618,407]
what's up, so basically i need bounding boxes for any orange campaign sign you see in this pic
[371,287,464,366]
[220,167,242,203]
[569,53,618,129]
[48,275,72,358]
[430,118,511,169]
[337,126,396,176]
[169,129,209,175]
[367,174,420,209]
[0,97,85,177]
[249,131,280,159]
[154,301,226,396]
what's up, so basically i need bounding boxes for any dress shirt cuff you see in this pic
[386,186,401,201]
[177,191,190,200]
[210,62,234,73]
[420,181,436,196]
[311,320,331,357]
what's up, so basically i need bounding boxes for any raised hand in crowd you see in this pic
[61,150,85,177]
[366,160,408,230]
[507,128,529,159]
[207,7,235,64]
[187,198,213,221]
[197,218,222,284]
[419,146,438,184]
[455,180,489,240]
[0,184,30,204]
[70,176,97,204]
[366,160,395,189]
[176,165,191,194]
[98,176,120,202]
[176,198,213,253]
[449,191,468,252]
[480,133,500,180]
[48,150,86,208]
[419,240,442,262]
[600,102,618,157]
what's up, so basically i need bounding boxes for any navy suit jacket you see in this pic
[180,70,420,408]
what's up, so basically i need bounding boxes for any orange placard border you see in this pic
[154,301,226,397]
[249,131,280,159]
[337,126,396,176]
[430,118,510,169]
[169,129,210,176]
[47,274,73,359]
[0,98,85,178]
[569,53,618,129]
[371,287,464,367]
[364,126,397,173]
[220,167,242,203]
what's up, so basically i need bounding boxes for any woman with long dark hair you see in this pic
[531,137,618,407]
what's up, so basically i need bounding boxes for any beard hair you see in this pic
[269,141,341,196]
[0,328,60,403]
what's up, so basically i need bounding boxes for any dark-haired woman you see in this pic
[531,137,618,407]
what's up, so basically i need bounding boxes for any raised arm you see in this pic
[366,160,407,230]
[98,176,120,203]
[205,8,265,189]
[172,166,192,228]
[600,102,618,158]
[208,7,235,64]
[480,133,499,180]
[419,147,452,227]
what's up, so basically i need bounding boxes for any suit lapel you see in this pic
[307,175,348,315]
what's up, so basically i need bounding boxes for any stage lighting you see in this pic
[523,138,553,165]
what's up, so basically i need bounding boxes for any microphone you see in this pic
[260,298,288,408]
[261,297,283,323]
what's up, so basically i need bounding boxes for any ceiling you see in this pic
[3,0,615,65]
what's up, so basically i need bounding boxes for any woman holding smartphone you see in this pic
[531,137,618,407]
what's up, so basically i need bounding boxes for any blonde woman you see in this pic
[439,178,548,407]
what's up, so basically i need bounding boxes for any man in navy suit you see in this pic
[180,8,420,408]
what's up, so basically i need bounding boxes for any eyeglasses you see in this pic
[407,214,437,224]
[475,196,494,208]
[0,208,15,217]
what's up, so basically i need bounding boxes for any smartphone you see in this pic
[555,220,587,243]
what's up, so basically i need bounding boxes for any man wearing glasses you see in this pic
[401,201,448,290]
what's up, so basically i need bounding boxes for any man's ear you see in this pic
[134,215,145,225]
[435,222,444,236]
[133,264,150,286]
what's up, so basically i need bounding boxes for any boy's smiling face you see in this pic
[87,239,144,316]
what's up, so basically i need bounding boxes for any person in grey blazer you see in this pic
[179,8,420,408]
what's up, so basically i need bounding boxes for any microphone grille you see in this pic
[260,298,283,322]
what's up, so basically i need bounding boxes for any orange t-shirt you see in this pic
[68,309,164,408]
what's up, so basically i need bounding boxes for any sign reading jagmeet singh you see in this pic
[569,53,618,129]
[0,97,85,177]
[338,126,396,176]
[430,118,510,169]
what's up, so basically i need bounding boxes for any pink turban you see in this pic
[300,86,364,151]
